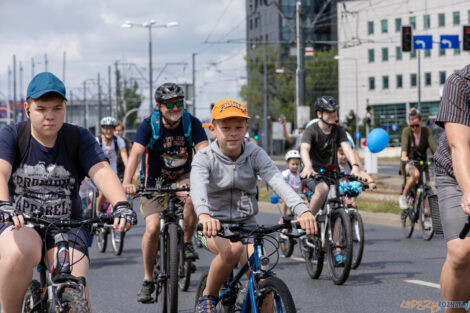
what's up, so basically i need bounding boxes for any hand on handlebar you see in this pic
[123,183,137,196]
[198,214,221,238]
[461,190,470,216]
[0,201,24,230]
[294,211,317,236]
[113,201,137,232]
[300,167,316,179]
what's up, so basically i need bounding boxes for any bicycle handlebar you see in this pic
[137,185,190,194]
[19,214,115,230]
[459,216,470,239]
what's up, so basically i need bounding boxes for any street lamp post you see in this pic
[121,20,178,114]
[335,55,359,148]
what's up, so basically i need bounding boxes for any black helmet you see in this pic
[314,96,339,113]
[154,82,184,103]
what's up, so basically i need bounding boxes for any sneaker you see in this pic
[399,196,408,210]
[184,242,199,260]
[195,295,217,313]
[423,219,432,230]
[137,280,155,303]
[334,251,345,266]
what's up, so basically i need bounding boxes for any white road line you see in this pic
[404,280,440,289]
[281,256,304,262]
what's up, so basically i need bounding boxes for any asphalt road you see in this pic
[81,209,445,313]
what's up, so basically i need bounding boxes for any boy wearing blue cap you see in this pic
[0,72,137,312]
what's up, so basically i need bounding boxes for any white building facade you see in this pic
[337,0,470,143]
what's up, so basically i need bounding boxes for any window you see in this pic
[395,18,402,32]
[409,16,416,29]
[382,47,389,61]
[368,21,374,35]
[396,46,402,60]
[455,48,461,55]
[383,76,389,89]
[425,49,431,57]
[424,14,430,29]
[396,74,403,88]
[255,17,258,28]
[368,49,375,62]
[453,11,460,25]
[439,49,446,56]
[438,13,445,27]
[425,72,431,86]
[381,19,388,33]
[410,50,416,59]
[369,77,375,90]
[250,19,253,30]
[410,73,417,87]
[439,71,446,84]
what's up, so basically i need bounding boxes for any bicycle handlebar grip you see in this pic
[459,218,470,239]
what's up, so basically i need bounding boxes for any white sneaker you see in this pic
[423,219,432,230]
[399,196,408,210]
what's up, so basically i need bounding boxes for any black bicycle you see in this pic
[136,184,194,313]
[300,168,354,285]
[194,222,297,313]
[401,160,437,241]
[20,210,114,313]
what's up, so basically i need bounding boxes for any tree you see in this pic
[117,78,143,130]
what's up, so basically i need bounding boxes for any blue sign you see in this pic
[440,35,459,49]
[413,35,433,50]
[354,132,362,140]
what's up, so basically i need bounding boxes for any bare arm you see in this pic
[120,147,128,167]
[446,122,470,214]
[281,121,293,144]
[300,142,314,178]
[195,140,209,152]
[122,142,145,195]
[0,159,12,201]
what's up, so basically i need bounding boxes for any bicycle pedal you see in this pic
[140,299,155,304]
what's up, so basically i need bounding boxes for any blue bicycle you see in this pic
[194,222,297,313]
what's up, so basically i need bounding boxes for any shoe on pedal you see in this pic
[334,251,346,267]
[195,295,217,313]
[137,280,155,303]
[184,242,199,260]
[399,196,408,210]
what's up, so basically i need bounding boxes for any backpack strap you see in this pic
[113,135,120,156]
[61,123,85,183]
[15,120,32,170]
[182,110,195,154]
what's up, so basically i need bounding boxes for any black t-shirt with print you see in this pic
[301,123,348,171]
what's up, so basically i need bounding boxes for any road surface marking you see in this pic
[405,280,440,289]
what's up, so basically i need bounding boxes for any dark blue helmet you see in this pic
[314,96,339,113]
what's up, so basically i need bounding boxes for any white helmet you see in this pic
[285,150,301,161]
[100,116,117,127]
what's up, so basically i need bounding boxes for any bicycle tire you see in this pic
[279,230,294,258]
[167,223,179,313]
[301,235,324,279]
[111,230,126,256]
[21,280,41,313]
[59,288,90,313]
[419,193,434,241]
[256,277,296,313]
[194,270,235,313]
[326,209,353,285]
[95,227,107,253]
[402,192,416,238]
[350,210,365,270]
[178,260,192,291]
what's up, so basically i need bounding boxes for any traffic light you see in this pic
[401,26,412,52]
[463,25,470,51]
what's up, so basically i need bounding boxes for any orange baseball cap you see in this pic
[211,99,250,123]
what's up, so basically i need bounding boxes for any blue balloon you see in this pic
[367,128,389,153]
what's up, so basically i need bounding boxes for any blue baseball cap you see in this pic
[26,72,67,100]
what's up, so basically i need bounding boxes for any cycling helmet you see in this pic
[100,116,117,127]
[285,149,301,161]
[314,96,339,113]
[154,82,184,102]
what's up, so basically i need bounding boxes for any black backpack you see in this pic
[15,120,86,183]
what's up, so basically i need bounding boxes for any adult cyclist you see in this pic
[122,82,208,303]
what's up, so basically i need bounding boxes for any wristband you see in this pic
[352,163,359,168]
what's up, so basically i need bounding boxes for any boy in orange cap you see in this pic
[191,99,316,312]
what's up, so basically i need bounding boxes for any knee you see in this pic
[1,247,41,271]
[316,183,329,196]
[446,241,470,271]
[219,245,243,265]
[144,223,160,238]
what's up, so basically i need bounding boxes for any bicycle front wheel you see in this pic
[350,210,365,270]
[256,277,296,313]
[59,289,90,313]
[111,230,126,256]
[419,193,434,241]
[166,223,179,313]
[301,235,324,279]
[326,209,353,285]
[279,229,295,258]
[95,227,108,253]
[21,280,41,313]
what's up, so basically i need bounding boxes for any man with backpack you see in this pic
[0,72,137,312]
[122,82,208,303]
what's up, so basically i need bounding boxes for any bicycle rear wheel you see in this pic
[301,235,324,279]
[59,289,90,313]
[178,260,192,291]
[21,280,41,313]
[95,227,108,253]
[419,193,434,241]
[279,229,294,258]
[326,209,353,285]
[256,277,296,313]
[401,193,416,238]
[350,210,365,270]
[111,230,126,256]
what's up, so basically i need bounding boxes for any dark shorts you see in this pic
[0,223,90,258]
[436,175,468,242]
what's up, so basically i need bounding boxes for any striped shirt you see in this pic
[434,65,470,177]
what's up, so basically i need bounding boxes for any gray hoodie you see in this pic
[190,140,309,223]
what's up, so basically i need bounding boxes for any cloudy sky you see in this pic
[0,0,247,120]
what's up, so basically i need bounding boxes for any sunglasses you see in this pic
[162,100,184,109]
[410,124,420,128]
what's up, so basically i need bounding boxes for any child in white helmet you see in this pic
[280,150,303,218]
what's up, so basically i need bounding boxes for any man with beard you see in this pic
[122,82,208,303]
